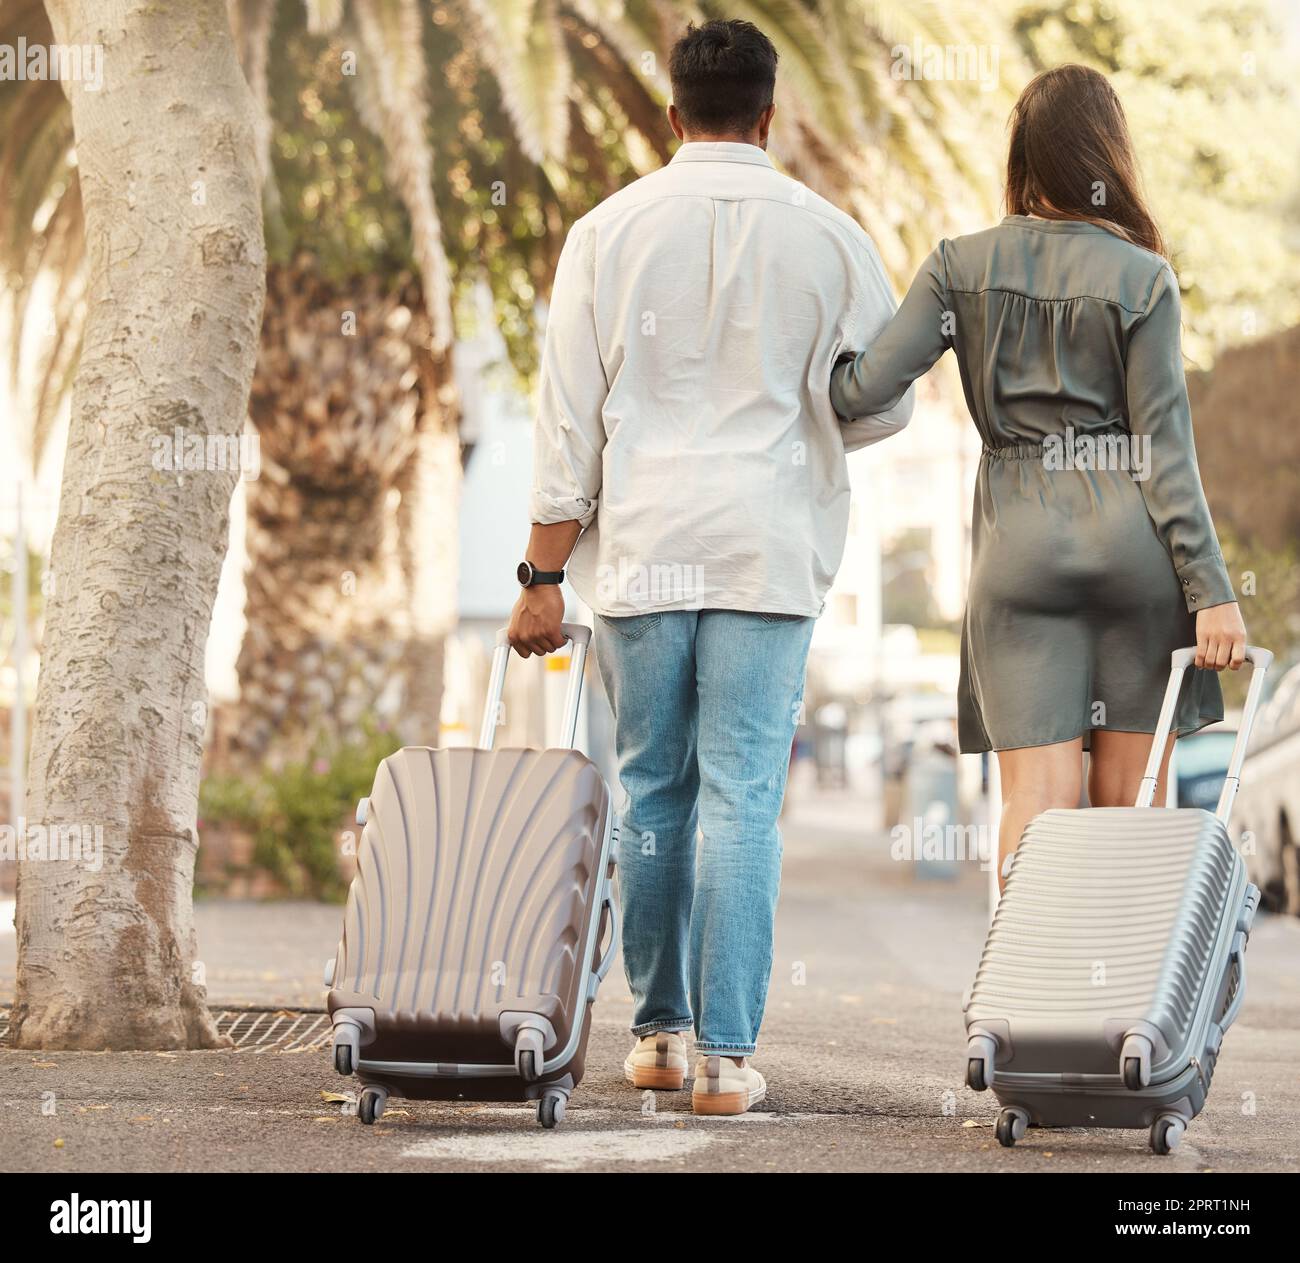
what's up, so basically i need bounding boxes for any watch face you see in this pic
[517,561,533,586]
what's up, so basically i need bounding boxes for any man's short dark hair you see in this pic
[668,19,778,135]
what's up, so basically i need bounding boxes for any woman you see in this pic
[831,64,1247,879]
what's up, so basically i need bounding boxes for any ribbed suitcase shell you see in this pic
[965,806,1251,1129]
[327,744,613,1101]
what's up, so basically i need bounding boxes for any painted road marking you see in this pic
[459,1105,782,1123]
[401,1126,716,1169]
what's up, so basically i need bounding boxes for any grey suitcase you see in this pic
[963,644,1273,1154]
[325,623,620,1129]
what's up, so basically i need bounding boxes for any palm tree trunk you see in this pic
[234,259,458,764]
[14,0,265,1050]
[393,361,462,746]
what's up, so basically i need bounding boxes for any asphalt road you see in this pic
[2,786,1298,1174]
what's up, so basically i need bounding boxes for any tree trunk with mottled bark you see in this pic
[234,259,458,766]
[14,0,265,1049]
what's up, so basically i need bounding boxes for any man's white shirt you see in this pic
[530,141,913,617]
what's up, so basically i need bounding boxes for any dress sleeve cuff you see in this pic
[1176,553,1235,613]
[530,489,597,529]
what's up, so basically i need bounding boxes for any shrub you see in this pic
[199,725,401,901]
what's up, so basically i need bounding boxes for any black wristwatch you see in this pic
[517,560,565,587]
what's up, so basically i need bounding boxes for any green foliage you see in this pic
[1217,524,1300,704]
[198,724,402,901]
[266,18,415,284]
[0,542,44,629]
[1006,0,1300,356]
[264,3,653,388]
[425,16,651,386]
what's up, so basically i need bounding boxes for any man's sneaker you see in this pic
[692,1054,766,1115]
[623,1031,688,1090]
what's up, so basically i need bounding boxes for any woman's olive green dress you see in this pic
[831,216,1234,753]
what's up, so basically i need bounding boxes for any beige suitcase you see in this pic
[964,645,1273,1154]
[326,624,618,1128]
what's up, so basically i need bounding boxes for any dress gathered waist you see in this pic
[982,442,1046,461]
[982,422,1133,462]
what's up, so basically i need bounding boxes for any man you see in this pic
[508,18,912,1115]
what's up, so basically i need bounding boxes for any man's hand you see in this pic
[508,585,567,658]
[1195,601,1247,671]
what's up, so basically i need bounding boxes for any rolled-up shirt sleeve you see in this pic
[530,220,606,527]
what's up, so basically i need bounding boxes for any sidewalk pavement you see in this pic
[2,784,1299,1172]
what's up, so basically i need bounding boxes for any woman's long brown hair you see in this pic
[1006,64,1166,258]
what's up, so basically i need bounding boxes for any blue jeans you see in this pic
[594,609,814,1056]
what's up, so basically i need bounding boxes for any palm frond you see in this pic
[566,0,674,103]
[560,9,673,161]
[0,0,81,469]
[465,0,575,162]
[725,0,856,141]
[347,0,454,349]
[304,0,346,33]
[227,0,279,199]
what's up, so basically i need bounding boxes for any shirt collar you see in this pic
[669,141,774,169]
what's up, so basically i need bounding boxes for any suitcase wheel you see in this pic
[995,1107,1028,1148]
[965,1033,997,1092]
[333,1043,354,1076]
[538,1090,567,1130]
[1149,1114,1185,1155]
[1120,1033,1153,1090]
[358,1086,387,1125]
[1122,1056,1144,1091]
[332,1022,360,1077]
[514,1025,547,1082]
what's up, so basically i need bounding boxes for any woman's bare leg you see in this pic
[1089,730,1176,809]
[996,739,1084,890]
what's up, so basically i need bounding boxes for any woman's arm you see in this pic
[831,244,952,421]
[1126,264,1245,670]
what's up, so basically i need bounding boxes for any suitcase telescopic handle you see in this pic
[477,623,592,751]
[1136,645,1274,822]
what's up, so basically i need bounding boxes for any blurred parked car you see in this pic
[1233,663,1300,916]
[1173,722,1237,811]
